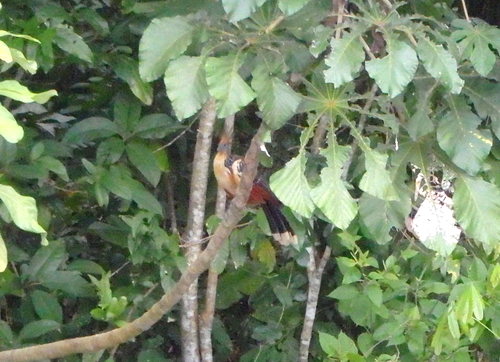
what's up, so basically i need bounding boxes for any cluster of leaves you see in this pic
[0,0,498,361]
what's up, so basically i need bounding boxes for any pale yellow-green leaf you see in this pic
[0,104,23,143]
[0,80,57,104]
[0,40,12,63]
[0,232,6,272]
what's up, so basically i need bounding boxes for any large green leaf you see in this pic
[359,193,410,244]
[310,139,357,229]
[359,150,398,201]
[54,26,93,63]
[365,37,418,98]
[463,79,500,139]
[205,55,256,118]
[113,93,142,135]
[437,96,492,175]
[270,152,314,218]
[251,64,301,130]
[0,185,46,240]
[19,320,60,342]
[31,290,63,324]
[278,0,311,15]
[24,241,65,281]
[453,176,500,247]
[406,78,437,140]
[164,56,210,120]
[126,141,162,187]
[324,31,365,87]
[63,117,119,145]
[416,36,463,94]
[0,104,23,143]
[0,80,57,104]
[110,55,153,105]
[221,0,267,23]
[139,16,193,82]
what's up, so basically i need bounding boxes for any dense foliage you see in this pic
[0,0,498,360]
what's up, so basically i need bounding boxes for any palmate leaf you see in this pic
[463,79,500,139]
[0,104,23,143]
[359,149,398,201]
[310,139,357,229]
[278,0,312,16]
[139,16,193,82]
[251,64,301,130]
[453,176,500,247]
[270,151,314,218]
[416,36,463,94]
[452,20,500,77]
[437,96,492,175]
[365,36,418,98]
[324,31,365,87]
[221,0,267,23]
[164,56,209,120]
[205,55,256,118]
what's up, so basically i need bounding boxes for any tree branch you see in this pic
[0,123,267,362]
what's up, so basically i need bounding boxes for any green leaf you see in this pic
[38,156,69,181]
[309,25,334,58]
[406,78,437,140]
[437,96,492,175]
[42,271,93,297]
[359,150,398,201]
[251,63,301,130]
[24,241,65,280]
[271,281,293,307]
[31,290,63,323]
[126,141,162,186]
[221,0,267,23]
[110,55,153,105]
[453,176,500,246]
[133,113,182,139]
[366,283,383,307]
[254,239,276,272]
[337,332,359,356]
[210,239,229,274]
[310,139,357,229]
[365,37,418,97]
[0,184,46,238]
[324,31,365,87]
[278,0,311,15]
[114,93,142,135]
[164,56,209,120]
[318,331,338,357]
[19,320,60,341]
[359,193,410,244]
[10,48,38,74]
[64,117,119,145]
[416,36,463,94]
[270,152,314,218]
[0,321,14,346]
[0,40,12,63]
[0,104,23,143]
[463,79,500,139]
[205,55,256,118]
[139,16,193,82]
[0,233,6,272]
[328,284,359,300]
[0,80,57,104]
[54,26,93,63]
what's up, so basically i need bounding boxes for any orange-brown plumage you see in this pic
[213,134,297,245]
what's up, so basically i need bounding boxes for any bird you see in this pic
[213,133,297,245]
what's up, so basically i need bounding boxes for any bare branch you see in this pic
[0,121,266,361]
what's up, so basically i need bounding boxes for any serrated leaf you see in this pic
[31,290,63,323]
[251,64,301,130]
[359,193,410,244]
[416,36,463,94]
[0,104,23,143]
[64,117,118,145]
[126,141,162,186]
[221,0,267,23]
[139,16,193,82]
[270,152,314,218]
[0,80,57,104]
[164,56,209,120]
[324,31,365,87]
[54,26,93,63]
[310,140,357,229]
[0,184,46,238]
[205,55,256,117]
[309,25,334,58]
[19,320,60,341]
[463,79,500,139]
[110,55,153,105]
[365,37,418,97]
[278,0,311,15]
[453,176,500,246]
[359,150,398,200]
[437,96,492,175]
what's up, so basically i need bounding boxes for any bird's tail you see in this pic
[261,201,297,245]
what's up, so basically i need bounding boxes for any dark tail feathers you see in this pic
[261,202,297,245]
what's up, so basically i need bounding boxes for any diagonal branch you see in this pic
[0,124,267,362]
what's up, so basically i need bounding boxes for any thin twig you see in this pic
[155,116,198,153]
[360,36,376,60]
[460,0,470,22]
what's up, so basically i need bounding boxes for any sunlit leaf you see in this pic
[205,55,256,118]
[359,150,398,200]
[437,96,492,175]
[54,26,93,63]
[324,31,365,87]
[164,56,209,120]
[221,0,267,22]
[139,16,193,82]
[270,152,314,218]
[0,233,6,272]
[453,176,500,247]
[0,80,57,104]
[365,37,418,97]
[278,0,311,16]
[0,104,23,143]
[0,40,12,63]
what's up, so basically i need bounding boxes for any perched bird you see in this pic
[213,133,297,245]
